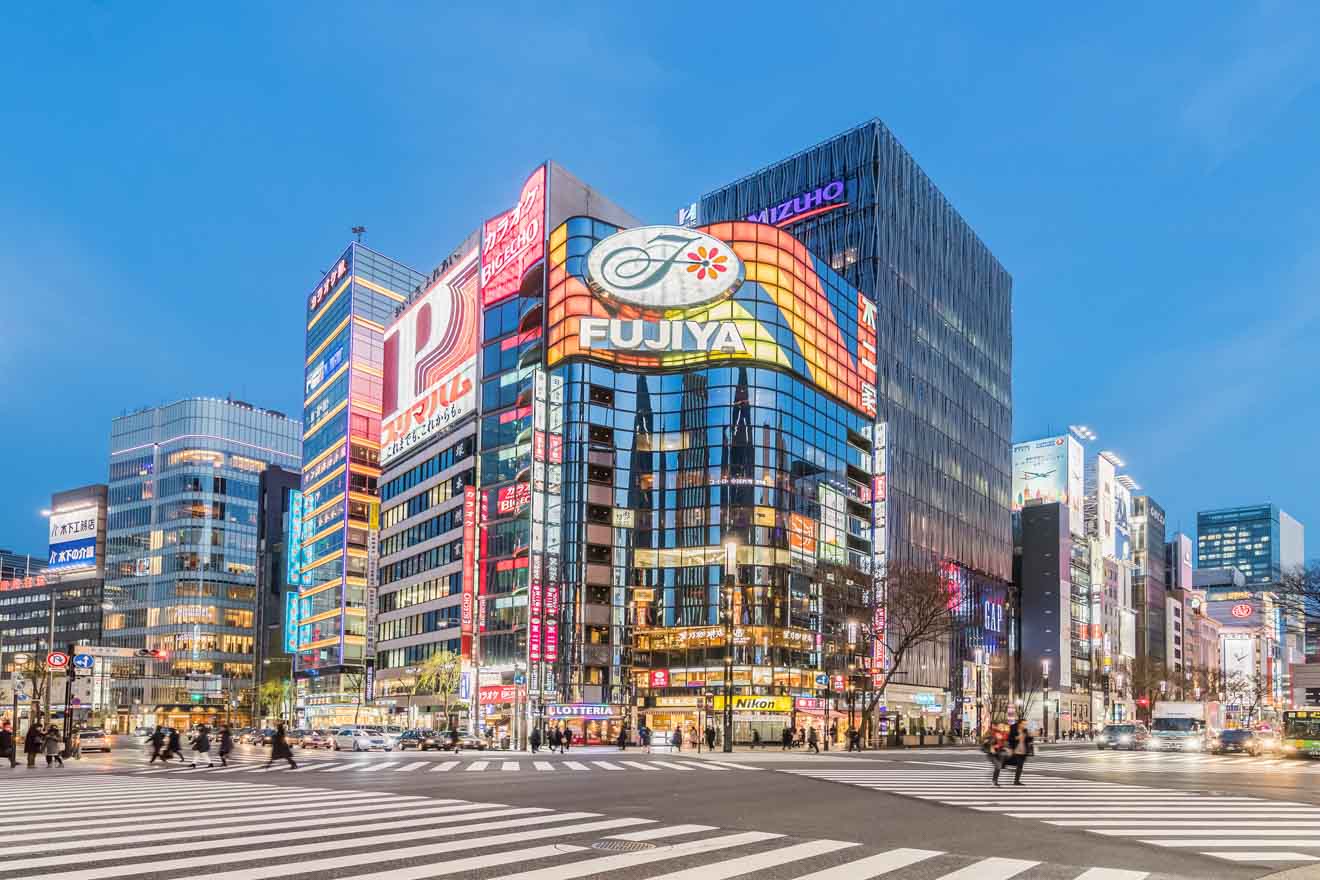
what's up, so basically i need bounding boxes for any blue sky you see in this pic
[3,2,1318,558]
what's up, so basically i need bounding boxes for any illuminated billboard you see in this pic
[1096,454,1116,559]
[380,250,481,465]
[47,508,98,574]
[546,220,878,419]
[481,165,546,307]
[1113,481,1132,562]
[1011,435,1084,535]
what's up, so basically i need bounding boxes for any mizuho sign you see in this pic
[581,226,746,354]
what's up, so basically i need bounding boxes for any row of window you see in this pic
[378,572,462,613]
[378,638,461,670]
[379,538,464,585]
[381,471,470,530]
[377,605,461,641]
[380,436,475,502]
[380,504,466,557]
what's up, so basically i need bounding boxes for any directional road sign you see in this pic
[72,654,95,670]
[46,651,70,669]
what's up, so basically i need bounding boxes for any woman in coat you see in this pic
[266,722,297,770]
[23,724,43,768]
[43,725,64,768]
[218,725,233,767]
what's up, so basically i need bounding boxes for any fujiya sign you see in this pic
[581,226,746,354]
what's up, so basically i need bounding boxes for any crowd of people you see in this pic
[0,720,79,768]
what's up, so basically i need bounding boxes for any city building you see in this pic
[252,464,301,716]
[1165,531,1194,677]
[687,118,1015,725]
[1131,494,1168,670]
[1197,504,1305,586]
[0,549,46,582]
[296,243,427,728]
[104,398,301,730]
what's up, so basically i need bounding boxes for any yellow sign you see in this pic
[713,695,793,713]
[654,696,699,708]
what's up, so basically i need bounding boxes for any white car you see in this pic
[333,727,392,751]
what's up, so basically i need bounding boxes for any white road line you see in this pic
[393,762,426,772]
[466,760,490,771]
[606,824,718,841]
[619,761,660,771]
[42,811,631,880]
[327,843,589,880]
[501,761,520,771]
[786,848,943,879]
[1073,870,1150,879]
[4,790,334,822]
[563,760,588,770]
[642,839,857,879]
[534,761,555,771]
[430,761,459,772]
[932,856,1039,879]
[1200,851,1320,861]
[357,761,398,771]
[591,761,624,770]
[1099,828,1320,837]
[699,760,759,770]
[1150,838,1320,848]
[650,761,692,770]
[495,830,783,880]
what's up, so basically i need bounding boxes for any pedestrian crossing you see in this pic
[0,773,1189,879]
[783,762,1320,865]
[1018,749,1320,775]
[129,755,760,775]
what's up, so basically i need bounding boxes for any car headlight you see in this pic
[1118,735,1132,743]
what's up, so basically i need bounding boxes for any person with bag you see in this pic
[191,724,213,769]
[165,727,185,762]
[217,725,233,767]
[529,726,542,754]
[807,725,820,754]
[43,725,64,768]
[993,720,1032,786]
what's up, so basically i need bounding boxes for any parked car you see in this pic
[303,730,333,749]
[1095,723,1149,750]
[286,729,310,747]
[78,728,112,753]
[332,727,392,751]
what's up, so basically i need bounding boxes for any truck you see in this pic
[1149,701,1221,752]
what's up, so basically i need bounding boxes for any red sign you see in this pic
[308,257,349,313]
[481,165,546,307]
[0,576,47,591]
[649,669,670,688]
[544,555,560,663]
[479,684,527,705]
[529,553,543,662]
[460,486,477,658]
[46,651,70,669]
[496,483,531,517]
[1231,603,1254,619]
[830,674,845,692]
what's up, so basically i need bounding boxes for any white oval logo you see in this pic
[585,225,744,312]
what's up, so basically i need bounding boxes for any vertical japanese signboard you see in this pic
[871,421,889,681]
[365,501,380,661]
[461,485,478,659]
[529,368,565,694]
[480,165,546,307]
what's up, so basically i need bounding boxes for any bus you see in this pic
[1281,710,1320,758]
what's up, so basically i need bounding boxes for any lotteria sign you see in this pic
[546,703,613,719]
[745,180,847,227]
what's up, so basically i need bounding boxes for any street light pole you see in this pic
[974,647,984,738]
[722,542,736,753]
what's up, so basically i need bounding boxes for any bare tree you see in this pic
[861,565,958,744]
[1223,670,1270,725]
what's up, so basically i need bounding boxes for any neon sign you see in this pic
[481,165,546,307]
[745,180,847,227]
[308,258,349,313]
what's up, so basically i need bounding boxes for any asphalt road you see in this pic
[11,737,1320,878]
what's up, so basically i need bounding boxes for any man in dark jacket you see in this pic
[217,726,233,767]
[0,720,15,768]
[24,724,43,768]
[147,725,166,763]
[266,722,297,769]
[165,727,184,762]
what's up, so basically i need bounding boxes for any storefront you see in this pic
[879,684,951,739]
[545,703,623,745]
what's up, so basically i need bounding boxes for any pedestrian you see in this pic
[1004,720,1033,786]
[166,727,185,762]
[808,725,820,754]
[751,729,762,749]
[640,725,651,753]
[617,727,628,750]
[218,725,233,767]
[530,726,542,754]
[0,720,16,769]
[562,726,573,753]
[44,725,64,768]
[68,729,82,760]
[846,725,860,751]
[671,728,682,752]
[984,723,1008,785]
[704,725,716,751]
[266,722,297,769]
[781,725,792,751]
[191,724,213,769]
[550,726,562,754]
[828,720,837,751]
[449,727,460,754]
[147,725,166,763]
[688,725,699,751]
[24,724,42,768]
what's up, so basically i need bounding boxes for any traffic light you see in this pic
[1136,697,1149,708]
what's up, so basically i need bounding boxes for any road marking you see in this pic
[430,761,459,772]
[393,762,426,771]
[619,761,660,771]
[640,838,857,879]
[786,847,942,878]
[466,760,490,771]
[501,761,520,771]
[650,761,692,771]
[563,760,588,770]
[1072,870,1151,879]
[1200,851,1320,861]
[495,830,783,880]
[591,761,624,770]
[933,857,1039,879]
[328,844,589,880]
[534,761,555,771]
[606,824,718,841]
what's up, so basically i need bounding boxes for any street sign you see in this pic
[814,674,829,687]
[46,651,70,669]
[72,645,138,659]
[72,654,95,670]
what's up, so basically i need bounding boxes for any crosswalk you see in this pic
[129,756,759,775]
[1017,749,1320,775]
[0,773,1185,879]
[783,762,1320,865]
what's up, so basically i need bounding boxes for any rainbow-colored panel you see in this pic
[546,218,877,418]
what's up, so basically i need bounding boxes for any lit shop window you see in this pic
[230,455,266,473]
[168,449,225,468]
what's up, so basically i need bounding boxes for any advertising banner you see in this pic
[479,684,527,705]
[481,165,546,307]
[47,508,98,575]
[1012,435,1084,535]
[1114,481,1132,562]
[365,501,380,661]
[283,590,301,654]
[285,489,310,587]
[546,220,878,419]
[460,486,477,659]
[380,250,481,465]
[1096,455,1117,559]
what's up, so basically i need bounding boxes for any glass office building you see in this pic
[1197,505,1305,587]
[297,242,427,725]
[104,398,300,729]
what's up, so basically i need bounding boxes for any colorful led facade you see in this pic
[297,243,426,722]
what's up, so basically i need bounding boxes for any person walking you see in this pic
[0,720,16,768]
[43,725,64,768]
[166,727,185,762]
[562,726,573,753]
[191,724,213,769]
[704,725,716,751]
[217,725,233,767]
[828,720,838,751]
[984,722,1008,785]
[781,725,792,751]
[640,725,651,753]
[448,727,460,755]
[529,726,542,754]
[147,725,166,763]
[266,722,297,770]
[549,725,562,754]
[24,724,42,768]
[671,728,682,752]
[846,725,860,752]
[807,725,820,754]
[1004,720,1033,786]
[751,728,761,749]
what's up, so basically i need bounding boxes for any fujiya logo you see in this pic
[1231,603,1254,619]
[581,225,746,354]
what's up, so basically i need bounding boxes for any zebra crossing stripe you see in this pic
[535,761,555,771]
[649,761,692,771]
[591,761,625,770]
[932,857,1039,879]
[1202,851,1320,862]
[394,762,426,772]
[501,761,520,771]
[606,824,717,841]
[430,761,459,772]
[466,760,490,771]
[332,843,591,880]
[619,760,659,771]
[635,838,857,880]
[563,760,588,770]
[495,830,784,880]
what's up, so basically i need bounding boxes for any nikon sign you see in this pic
[712,695,793,713]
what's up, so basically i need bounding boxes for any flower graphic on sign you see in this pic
[685,245,729,281]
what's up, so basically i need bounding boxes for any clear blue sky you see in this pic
[4,3,1318,558]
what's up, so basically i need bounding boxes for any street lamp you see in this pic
[974,647,984,738]
[728,540,739,754]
